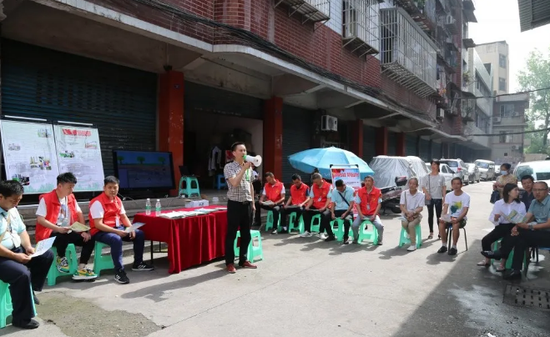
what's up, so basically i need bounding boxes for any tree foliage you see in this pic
[518,48,550,151]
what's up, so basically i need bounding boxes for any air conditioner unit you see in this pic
[446,15,454,24]
[321,115,338,131]
[493,117,501,124]
[437,108,445,119]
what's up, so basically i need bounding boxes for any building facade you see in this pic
[0,0,490,190]
[492,93,530,166]
[475,41,510,95]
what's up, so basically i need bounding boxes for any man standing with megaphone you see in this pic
[223,142,259,274]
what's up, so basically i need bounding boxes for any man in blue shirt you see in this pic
[327,180,355,243]
[482,181,550,280]
[0,180,54,329]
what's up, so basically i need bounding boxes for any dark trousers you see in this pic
[282,206,304,227]
[226,200,252,266]
[50,231,95,264]
[481,223,515,251]
[0,247,54,321]
[254,203,284,228]
[426,199,442,233]
[333,210,353,241]
[94,228,145,271]
[500,229,550,270]
[303,207,331,234]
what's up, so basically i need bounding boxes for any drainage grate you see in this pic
[503,284,550,311]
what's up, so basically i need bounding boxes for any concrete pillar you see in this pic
[158,70,184,196]
[375,127,388,156]
[351,119,363,158]
[263,97,283,179]
[396,132,406,156]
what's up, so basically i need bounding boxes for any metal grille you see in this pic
[503,284,550,311]
[342,0,380,56]
[274,0,331,23]
[380,8,438,98]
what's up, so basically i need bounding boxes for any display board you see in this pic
[0,120,60,194]
[330,165,362,215]
[54,125,104,192]
[113,150,175,189]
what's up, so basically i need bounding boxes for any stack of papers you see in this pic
[261,200,275,206]
[69,222,90,232]
[126,222,145,233]
[157,208,227,219]
[506,210,526,224]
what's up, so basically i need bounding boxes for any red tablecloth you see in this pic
[134,205,227,274]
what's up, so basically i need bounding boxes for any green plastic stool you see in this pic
[178,176,201,197]
[288,213,304,234]
[357,220,378,244]
[47,244,79,286]
[265,210,281,233]
[234,230,263,261]
[333,219,354,241]
[398,226,422,248]
[310,214,321,233]
[93,241,115,276]
[1,282,37,329]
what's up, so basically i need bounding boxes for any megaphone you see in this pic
[244,155,262,167]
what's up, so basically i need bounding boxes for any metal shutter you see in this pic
[363,125,376,163]
[419,139,430,161]
[432,142,442,159]
[282,105,312,181]
[1,39,157,176]
[387,131,397,156]
[406,134,417,156]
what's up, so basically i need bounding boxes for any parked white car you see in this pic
[475,159,496,181]
[513,160,550,189]
[465,163,481,184]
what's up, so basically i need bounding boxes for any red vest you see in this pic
[357,187,382,216]
[89,193,123,235]
[290,183,309,205]
[311,180,332,209]
[264,180,284,202]
[35,190,79,242]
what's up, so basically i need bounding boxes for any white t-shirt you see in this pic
[36,197,82,226]
[489,199,526,225]
[444,191,471,219]
[400,190,425,212]
[90,201,126,220]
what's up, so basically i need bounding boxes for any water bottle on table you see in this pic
[145,198,151,215]
[155,199,162,216]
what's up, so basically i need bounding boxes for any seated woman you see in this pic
[478,183,526,271]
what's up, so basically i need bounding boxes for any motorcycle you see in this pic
[379,176,408,215]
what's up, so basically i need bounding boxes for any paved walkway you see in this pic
[4,182,550,337]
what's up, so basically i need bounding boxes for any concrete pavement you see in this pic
[3,182,550,337]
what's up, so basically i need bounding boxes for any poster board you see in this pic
[54,125,104,192]
[0,120,59,194]
[330,165,361,215]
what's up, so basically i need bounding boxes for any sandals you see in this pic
[477,260,490,267]
[428,233,434,239]
[495,265,506,272]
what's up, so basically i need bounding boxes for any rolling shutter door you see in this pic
[1,39,157,176]
[432,142,442,159]
[419,139,430,161]
[405,134,417,156]
[363,125,376,163]
[387,131,396,156]
[282,105,312,181]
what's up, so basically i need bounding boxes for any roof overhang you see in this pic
[518,0,550,32]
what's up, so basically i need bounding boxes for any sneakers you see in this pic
[56,256,70,274]
[437,246,448,254]
[271,229,278,235]
[407,245,417,252]
[319,233,327,240]
[300,231,313,238]
[448,247,458,256]
[324,235,336,242]
[132,262,155,272]
[72,268,98,281]
[114,270,130,284]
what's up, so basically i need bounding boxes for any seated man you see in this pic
[353,176,384,245]
[35,172,97,280]
[0,180,54,329]
[301,173,332,238]
[330,179,355,243]
[482,181,550,280]
[282,174,310,229]
[437,177,470,256]
[89,176,154,284]
[255,172,286,234]
[399,178,425,251]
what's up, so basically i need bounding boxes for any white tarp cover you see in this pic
[368,156,429,189]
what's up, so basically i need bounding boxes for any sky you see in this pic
[469,0,550,92]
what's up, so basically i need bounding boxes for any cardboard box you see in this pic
[185,199,209,208]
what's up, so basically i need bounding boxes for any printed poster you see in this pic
[330,165,361,215]
[54,125,104,192]
[0,120,59,194]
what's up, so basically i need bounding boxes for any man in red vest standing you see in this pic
[256,172,286,234]
[301,173,332,239]
[36,172,97,280]
[282,174,310,229]
[89,176,153,284]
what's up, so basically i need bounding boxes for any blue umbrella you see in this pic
[288,147,375,180]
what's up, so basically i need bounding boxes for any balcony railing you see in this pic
[380,8,438,98]
[342,0,380,56]
[274,0,331,24]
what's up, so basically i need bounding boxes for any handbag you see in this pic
[490,190,500,204]
[425,175,433,206]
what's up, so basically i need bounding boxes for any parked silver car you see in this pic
[465,163,481,184]
[439,158,469,184]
